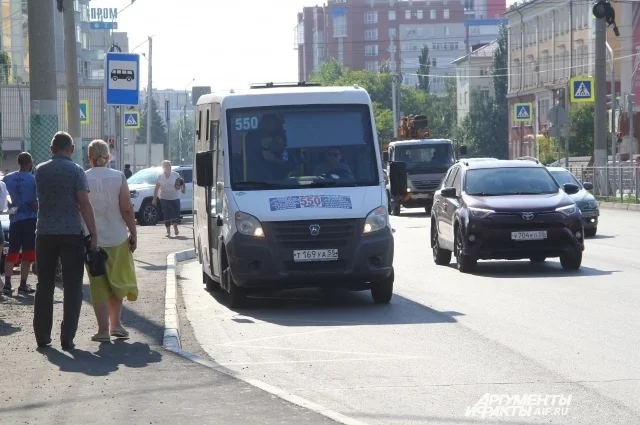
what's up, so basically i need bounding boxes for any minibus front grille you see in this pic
[266,219,358,249]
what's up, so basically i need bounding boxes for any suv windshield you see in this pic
[395,144,454,173]
[227,104,379,190]
[550,170,581,188]
[465,167,560,196]
[128,167,161,185]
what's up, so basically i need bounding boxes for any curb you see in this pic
[598,201,640,212]
[163,249,369,425]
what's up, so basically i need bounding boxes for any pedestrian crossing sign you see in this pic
[124,111,140,129]
[570,77,594,103]
[513,103,532,122]
[65,100,90,125]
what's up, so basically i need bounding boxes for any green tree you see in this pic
[428,78,457,138]
[568,103,594,155]
[491,25,509,158]
[0,51,10,84]
[136,96,167,146]
[456,89,496,155]
[169,118,194,164]
[417,44,430,94]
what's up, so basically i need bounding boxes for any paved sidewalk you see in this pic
[0,224,335,425]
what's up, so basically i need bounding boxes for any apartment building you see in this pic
[295,0,505,96]
[505,0,621,158]
[453,41,498,122]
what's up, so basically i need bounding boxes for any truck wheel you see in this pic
[371,268,393,304]
[223,267,246,308]
[203,270,221,292]
[391,202,401,216]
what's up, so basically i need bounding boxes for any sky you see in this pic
[96,0,517,91]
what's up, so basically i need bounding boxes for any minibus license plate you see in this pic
[293,249,338,262]
[511,231,547,240]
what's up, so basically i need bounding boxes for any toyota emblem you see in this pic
[309,224,321,236]
[521,212,535,221]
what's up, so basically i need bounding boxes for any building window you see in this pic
[432,58,437,67]
[365,45,379,56]
[364,11,378,24]
[333,14,347,37]
[444,9,450,19]
[365,28,378,40]
[389,28,397,38]
[76,25,81,42]
[405,10,411,19]
[444,26,450,36]
[417,10,423,19]
[365,61,379,71]
[389,10,396,20]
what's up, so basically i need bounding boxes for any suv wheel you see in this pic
[455,226,476,273]
[431,218,451,265]
[560,251,582,270]
[139,201,159,226]
[585,228,597,237]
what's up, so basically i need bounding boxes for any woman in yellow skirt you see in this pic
[85,140,138,342]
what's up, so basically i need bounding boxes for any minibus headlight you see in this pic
[363,206,388,234]
[235,211,265,237]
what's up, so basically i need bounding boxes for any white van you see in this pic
[192,83,396,307]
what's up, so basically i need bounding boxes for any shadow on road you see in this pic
[206,288,464,327]
[465,261,617,278]
[0,318,21,336]
[38,340,162,376]
[589,234,615,240]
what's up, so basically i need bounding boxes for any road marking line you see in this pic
[216,343,420,358]
[165,250,372,425]
[218,356,426,366]
[221,327,342,346]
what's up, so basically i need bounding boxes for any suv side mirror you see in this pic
[440,187,457,198]
[195,151,214,187]
[389,161,407,196]
[382,151,389,163]
[563,183,580,195]
[582,182,593,190]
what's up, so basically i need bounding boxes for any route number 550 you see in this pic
[235,117,258,131]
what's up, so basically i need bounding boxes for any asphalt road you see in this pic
[178,208,640,425]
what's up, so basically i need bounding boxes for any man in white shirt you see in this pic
[0,178,7,281]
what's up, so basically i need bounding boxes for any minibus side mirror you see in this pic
[389,161,407,196]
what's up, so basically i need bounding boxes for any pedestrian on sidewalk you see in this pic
[0,176,7,277]
[33,131,98,350]
[123,164,132,179]
[152,160,185,237]
[85,140,138,342]
[2,152,38,295]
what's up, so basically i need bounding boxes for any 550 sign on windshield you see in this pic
[235,117,258,130]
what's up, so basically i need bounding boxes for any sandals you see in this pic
[110,327,129,339]
[91,332,111,342]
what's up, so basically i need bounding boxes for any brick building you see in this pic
[295,0,506,96]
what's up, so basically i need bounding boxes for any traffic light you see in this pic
[616,132,623,144]
[108,137,115,150]
[593,0,620,36]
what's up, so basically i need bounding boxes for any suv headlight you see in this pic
[364,206,388,234]
[130,190,139,198]
[469,207,494,219]
[235,211,264,237]
[556,204,578,215]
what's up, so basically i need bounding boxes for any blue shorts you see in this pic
[8,218,37,262]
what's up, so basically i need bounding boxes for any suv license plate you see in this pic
[293,249,338,262]
[511,231,547,241]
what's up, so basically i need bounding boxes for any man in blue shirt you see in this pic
[2,152,38,295]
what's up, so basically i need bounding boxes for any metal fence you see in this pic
[566,165,640,203]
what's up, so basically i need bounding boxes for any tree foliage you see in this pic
[568,103,594,155]
[417,44,430,94]
[136,96,167,146]
[310,59,457,144]
[0,51,10,84]
[169,118,194,164]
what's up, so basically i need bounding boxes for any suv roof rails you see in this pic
[249,81,322,89]
[515,156,539,164]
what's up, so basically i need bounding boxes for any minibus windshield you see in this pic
[226,104,379,190]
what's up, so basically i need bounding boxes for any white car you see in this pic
[128,165,193,226]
